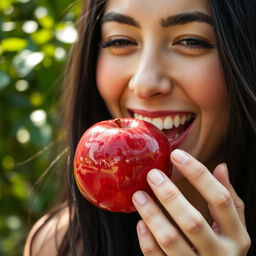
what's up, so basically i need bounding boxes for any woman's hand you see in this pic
[132,149,251,256]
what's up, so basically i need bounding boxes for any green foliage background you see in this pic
[0,0,81,255]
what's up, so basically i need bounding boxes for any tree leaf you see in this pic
[1,38,28,52]
[31,29,53,44]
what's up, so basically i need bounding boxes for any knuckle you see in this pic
[141,244,157,255]
[158,232,179,248]
[235,197,245,212]
[144,206,160,223]
[184,215,204,234]
[212,190,232,208]
[191,164,207,181]
[161,187,179,203]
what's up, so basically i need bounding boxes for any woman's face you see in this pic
[96,0,229,181]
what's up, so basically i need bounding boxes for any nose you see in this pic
[128,52,172,99]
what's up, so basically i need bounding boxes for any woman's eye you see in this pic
[174,38,214,50]
[100,38,137,55]
[101,38,137,49]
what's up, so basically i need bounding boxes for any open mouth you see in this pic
[128,109,196,147]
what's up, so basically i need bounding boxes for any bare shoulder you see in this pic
[23,205,69,256]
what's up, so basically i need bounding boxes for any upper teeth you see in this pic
[134,113,192,130]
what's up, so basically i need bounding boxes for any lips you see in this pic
[128,108,195,148]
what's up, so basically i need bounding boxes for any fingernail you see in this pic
[171,149,189,164]
[148,169,165,185]
[222,162,229,179]
[222,162,228,169]
[133,191,147,205]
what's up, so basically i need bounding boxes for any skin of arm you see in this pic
[23,207,69,256]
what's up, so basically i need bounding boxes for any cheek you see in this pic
[96,53,128,104]
[177,55,227,110]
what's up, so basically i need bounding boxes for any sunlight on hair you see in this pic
[16,127,30,144]
[15,137,63,167]
[33,147,69,188]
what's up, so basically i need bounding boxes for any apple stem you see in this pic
[114,118,122,128]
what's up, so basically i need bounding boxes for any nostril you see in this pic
[152,92,163,97]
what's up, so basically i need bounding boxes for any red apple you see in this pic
[74,118,171,213]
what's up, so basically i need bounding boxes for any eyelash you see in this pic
[100,38,214,50]
[101,38,137,48]
[174,38,214,49]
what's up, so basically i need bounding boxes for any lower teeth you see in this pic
[168,133,180,142]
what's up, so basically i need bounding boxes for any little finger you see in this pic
[213,163,246,226]
[136,220,166,256]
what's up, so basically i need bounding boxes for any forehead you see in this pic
[104,0,211,17]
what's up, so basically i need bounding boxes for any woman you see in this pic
[24,0,256,255]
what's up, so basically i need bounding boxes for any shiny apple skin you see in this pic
[74,118,171,213]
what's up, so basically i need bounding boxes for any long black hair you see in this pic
[31,0,256,255]
[209,1,256,254]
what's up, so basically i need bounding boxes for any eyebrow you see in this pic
[101,12,140,27]
[101,11,213,28]
[161,11,213,27]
